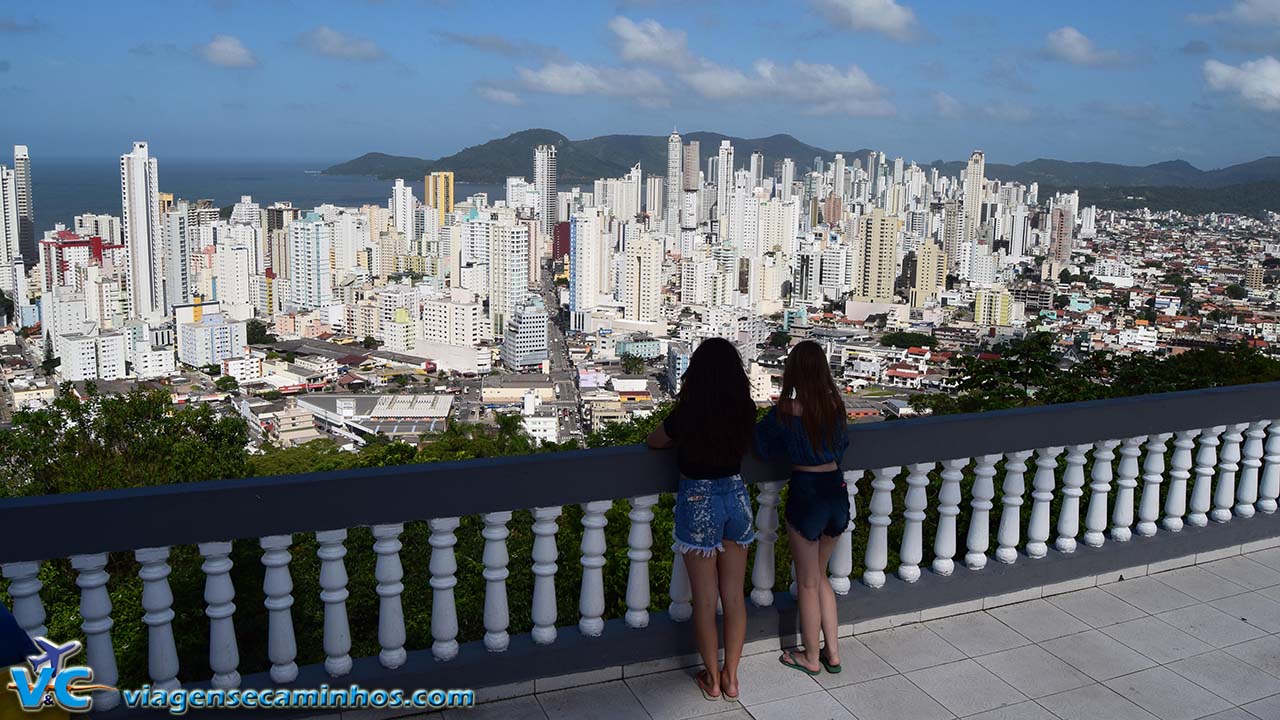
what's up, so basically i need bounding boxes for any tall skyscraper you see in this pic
[851,208,899,303]
[963,150,985,244]
[489,223,530,335]
[623,234,661,323]
[534,145,558,235]
[162,202,191,312]
[665,130,682,234]
[569,207,604,331]
[390,178,416,246]
[780,158,795,202]
[288,212,334,310]
[832,154,846,200]
[750,151,764,189]
[911,240,946,308]
[13,146,33,262]
[425,171,455,227]
[120,141,164,322]
[0,165,18,295]
[716,141,735,221]
[1048,206,1072,278]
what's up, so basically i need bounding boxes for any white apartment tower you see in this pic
[962,150,985,244]
[534,144,558,235]
[716,140,734,225]
[0,166,17,295]
[121,142,164,322]
[390,179,416,247]
[489,223,531,335]
[665,130,682,234]
[288,213,333,310]
[13,145,34,261]
[623,234,661,323]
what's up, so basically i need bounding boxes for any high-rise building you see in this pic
[288,212,334,310]
[749,151,764,190]
[569,207,604,331]
[780,158,795,202]
[832,154,846,201]
[390,179,416,246]
[962,150,985,244]
[851,208,899,303]
[120,142,164,322]
[623,234,661,323]
[911,240,947,308]
[975,285,1013,326]
[0,165,18,295]
[1049,206,1072,278]
[489,222,531,335]
[1247,262,1265,292]
[665,130,682,234]
[13,145,34,262]
[162,202,191,312]
[426,171,455,227]
[716,140,735,225]
[534,145,558,235]
[501,299,549,370]
[682,141,700,192]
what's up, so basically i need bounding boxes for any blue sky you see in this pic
[2,0,1279,167]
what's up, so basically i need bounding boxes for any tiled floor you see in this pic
[401,548,1280,720]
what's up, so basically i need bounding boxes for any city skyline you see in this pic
[2,1,1280,166]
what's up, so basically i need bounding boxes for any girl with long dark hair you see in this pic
[647,337,758,702]
[755,340,850,676]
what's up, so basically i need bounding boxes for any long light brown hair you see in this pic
[778,340,845,452]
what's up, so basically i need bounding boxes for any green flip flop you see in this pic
[820,650,842,674]
[779,650,822,676]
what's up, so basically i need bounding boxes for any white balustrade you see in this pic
[1261,421,1280,514]
[625,495,659,628]
[372,523,408,667]
[668,552,693,621]
[428,517,461,660]
[1236,421,1267,518]
[316,530,352,677]
[899,463,933,582]
[933,458,967,576]
[966,454,1000,570]
[751,480,785,605]
[1212,424,1246,522]
[863,466,899,588]
[1055,445,1090,552]
[1083,441,1119,547]
[996,451,1033,563]
[1189,426,1224,526]
[70,554,119,711]
[135,547,180,689]
[259,535,298,683]
[531,506,563,643]
[1,561,46,638]
[198,541,240,689]
[481,512,512,651]
[1136,434,1171,537]
[1110,437,1145,542]
[579,500,611,637]
[1027,446,1064,558]
[1163,431,1197,532]
[829,471,860,593]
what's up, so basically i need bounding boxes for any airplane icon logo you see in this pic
[27,637,83,676]
[6,636,113,712]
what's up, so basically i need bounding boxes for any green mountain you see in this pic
[325,129,1280,192]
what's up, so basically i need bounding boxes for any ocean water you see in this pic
[29,158,507,234]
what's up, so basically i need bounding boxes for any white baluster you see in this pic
[1136,434,1171,537]
[829,471,860,593]
[1163,431,1197,532]
[1188,426,1223,526]
[372,523,408,666]
[481,513,512,651]
[863,466,899,588]
[531,506,562,644]
[996,451,1033,563]
[1083,441,1118,547]
[1,561,46,638]
[259,535,298,683]
[899,463,933,582]
[316,530,352,676]
[933,458,967,576]
[1110,437,1145,542]
[1212,424,1246,523]
[1236,421,1267,518]
[135,547,180,690]
[198,541,240,689]
[965,454,1000,570]
[789,561,798,598]
[1260,421,1280,514]
[70,554,119,711]
[1028,447,1064,558]
[668,551,693,621]
[579,500,611,637]
[750,480,785,606]
[429,517,461,660]
[1056,445,1090,553]
[625,495,659,628]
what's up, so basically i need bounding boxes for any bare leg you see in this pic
[717,542,749,698]
[684,550,721,696]
[784,525,823,672]
[817,534,841,666]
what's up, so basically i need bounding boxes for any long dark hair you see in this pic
[779,340,844,452]
[674,337,756,457]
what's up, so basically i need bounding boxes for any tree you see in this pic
[621,354,646,375]
[1225,283,1248,300]
[204,364,221,376]
[880,331,936,349]
[766,331,791,349]
[246,319,278,345]
[363,336,380,350]
[215,375,239,393]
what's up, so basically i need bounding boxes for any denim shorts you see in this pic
[672,475,755,556]
[786,470,851,541]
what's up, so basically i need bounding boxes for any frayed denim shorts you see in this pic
[672,475,755,557]
[786,469,851,542]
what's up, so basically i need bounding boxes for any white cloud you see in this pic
[1204,55,1280,110]
[752,60,893,115]
[1193,0,1280,25]
[477,85,522,105]
[518,62,667,98]
[198,35,257,68]
[297,26,384,61]
[608,16,692,68]
[680,61,751,98]
[932,91,963,117]
[1043,27,1123,66]
[809,0,917,41]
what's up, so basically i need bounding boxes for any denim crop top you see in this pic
[754,406,849,466]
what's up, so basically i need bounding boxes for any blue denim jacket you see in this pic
[754,406,848,466]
